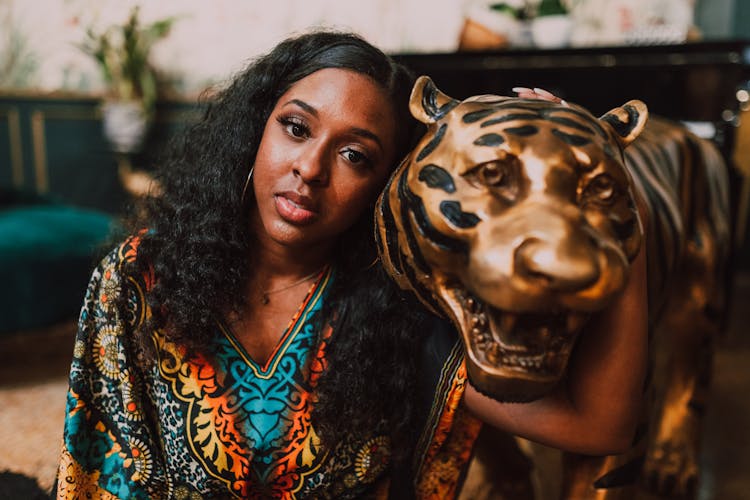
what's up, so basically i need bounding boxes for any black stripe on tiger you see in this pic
[480,113,540,127]
[551,129,592,146]
[440,201,480,229]
[396,173,434,274]
[398,171,469,256]
[473,134,505,147]
[504,125,538,136]
[416,123,447,162]
[377,174,404,276]
[629,142,679,295]
[462,108,497,123]
[418,164,456,193]
[542,113,597,135]
[421,79,459,121]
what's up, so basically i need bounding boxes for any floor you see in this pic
[697,271,750,500]
[0,274,748,499]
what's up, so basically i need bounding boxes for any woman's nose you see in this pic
[293,143,329,185]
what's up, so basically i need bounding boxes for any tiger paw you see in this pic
[642,439,699,498]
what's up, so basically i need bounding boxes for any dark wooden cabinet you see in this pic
[394,40,750,154]
[0,95,200,213]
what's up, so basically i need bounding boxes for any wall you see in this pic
[0,0,469,96]
[1,0,741,97]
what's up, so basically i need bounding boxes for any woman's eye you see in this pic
[289,123,306,137]
[342,148,370,166]
[278,116,309,139]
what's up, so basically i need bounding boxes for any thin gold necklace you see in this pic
[260,268,323,305]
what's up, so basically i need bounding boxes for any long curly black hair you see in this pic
[123,31,429,460]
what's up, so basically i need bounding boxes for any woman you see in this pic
[57,31,647,499]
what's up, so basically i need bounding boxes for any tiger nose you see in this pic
[513,237,600,291]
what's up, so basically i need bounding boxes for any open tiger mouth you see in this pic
[456,289,589,376]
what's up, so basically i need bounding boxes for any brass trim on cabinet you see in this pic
[28,106,101,194]
[0,107,24,187]
[30,110,48,193]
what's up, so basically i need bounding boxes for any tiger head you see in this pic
[375,76,647,402]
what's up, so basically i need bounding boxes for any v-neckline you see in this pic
[218,267,332,379]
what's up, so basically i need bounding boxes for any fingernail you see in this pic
[512,87,531,93]
[560,99,568,106]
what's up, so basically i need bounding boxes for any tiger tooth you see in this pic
[478,313,488,326]
[486,345,500,363]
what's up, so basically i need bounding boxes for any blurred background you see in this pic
[0,0,749,498]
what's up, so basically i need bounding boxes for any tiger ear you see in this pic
[409,76,460,124]
[599,100,649,148]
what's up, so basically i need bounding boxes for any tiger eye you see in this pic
[464,159,520,203]
[480,162,507,187]
[584,174,617,204]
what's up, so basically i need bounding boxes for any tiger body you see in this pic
[376,77,730,498]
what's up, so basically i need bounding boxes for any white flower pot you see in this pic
[531,15,573,49]
[101,100,150,154]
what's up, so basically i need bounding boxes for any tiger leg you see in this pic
[458,426,536,500]
[642,225,722,498]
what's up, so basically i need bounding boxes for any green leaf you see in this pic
[489,3,521,18]
[537,0,567,16]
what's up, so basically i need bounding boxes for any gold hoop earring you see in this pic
[241,166,254,206]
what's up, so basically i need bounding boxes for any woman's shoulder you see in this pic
[96,232,154,288]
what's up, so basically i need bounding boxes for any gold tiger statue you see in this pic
[375,76,730,498]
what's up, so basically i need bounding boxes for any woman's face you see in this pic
[251,68,398,251]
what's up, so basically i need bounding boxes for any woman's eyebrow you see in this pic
[351,127,383,150]
[284,98,318,117]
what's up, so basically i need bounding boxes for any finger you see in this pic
[532,87,556,99]
[534,88,563,103]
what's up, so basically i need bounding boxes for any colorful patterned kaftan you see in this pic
[57,238,481,499]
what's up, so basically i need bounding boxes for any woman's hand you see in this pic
[513,86,567,105]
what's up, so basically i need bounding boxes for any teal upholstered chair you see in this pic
[0,189,117,335]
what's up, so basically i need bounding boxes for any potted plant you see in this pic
[459,1,530,50]
[530,0,573,48]
[80,7,175,153]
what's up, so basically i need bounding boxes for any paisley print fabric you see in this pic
[57,237,480,499]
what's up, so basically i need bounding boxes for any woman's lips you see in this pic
[274,192,318,224]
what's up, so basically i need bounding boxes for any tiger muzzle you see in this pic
[457,209,628,401]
